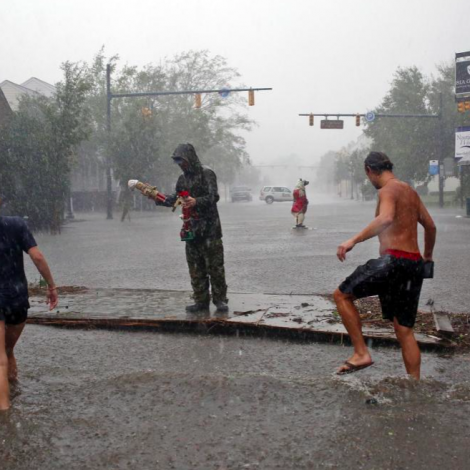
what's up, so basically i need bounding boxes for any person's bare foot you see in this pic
[7,355,18,382]
[337,353,374,375]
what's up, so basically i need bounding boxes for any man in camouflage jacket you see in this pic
[157,144,228,313]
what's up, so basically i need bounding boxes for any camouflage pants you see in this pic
[185,238,228,304]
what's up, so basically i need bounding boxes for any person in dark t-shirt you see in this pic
[0,215,58,411]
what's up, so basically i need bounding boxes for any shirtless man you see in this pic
[333,152,436,379]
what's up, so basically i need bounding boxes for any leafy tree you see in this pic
[314,151,336,192]
[364,67,435,183]
[76,49,254,216]
[0,62,91,232]
[428,62,470,194]
[364,63,469,186]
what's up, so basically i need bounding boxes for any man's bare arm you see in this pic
[337,190,395,261]
[28,247,58,310]
[418,199,437,261]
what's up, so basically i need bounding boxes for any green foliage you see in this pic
[349,149,368,186]
[233,164,262,189]
[364,63,469,183]
[332,148,372,200]
[80,49,254,204]
[314,151,336,191]
[363,67,435,183]
[0,62,91,232]
[455,166,470,203]
[333,153,350,185]
[1,48,256,228]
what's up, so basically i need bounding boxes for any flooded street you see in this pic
[5,199,469,469]
[2,326,470,470]
[27,198,470,313]
[3,2,470,466]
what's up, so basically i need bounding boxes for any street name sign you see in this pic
[219,87,231,98]
[320,120,344,129]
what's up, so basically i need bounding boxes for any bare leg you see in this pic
[333,288,373,373]
[0,322,10,410]
[5,322,26,382]
[393,318,421,380]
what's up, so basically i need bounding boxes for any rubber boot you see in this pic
[214,301,229,313]
[185,302,210,313]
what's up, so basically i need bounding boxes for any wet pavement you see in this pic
[28,288,442,347]
[6,196,470,469]
[2,327,470,470]
[26,196,470,313]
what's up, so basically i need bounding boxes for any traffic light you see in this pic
[194,93,202,109]
[465,101,470,111]
[355,114,360,126]
[309,114,314,126]
[248,89,255,106]
[458,102,465,113]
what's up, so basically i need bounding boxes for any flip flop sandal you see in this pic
[337,361,375,375]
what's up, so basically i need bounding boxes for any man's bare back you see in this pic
[375,179,435,260]
[376,179,420,255]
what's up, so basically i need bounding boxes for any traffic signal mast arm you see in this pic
[112,87,271,109]
[111,87,272,99]
[300,111,440,127]
[299,113,439,118]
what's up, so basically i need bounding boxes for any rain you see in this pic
[1,1,470,469]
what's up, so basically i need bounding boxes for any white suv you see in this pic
[259,186,293,204]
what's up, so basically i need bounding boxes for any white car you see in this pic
[259,186,293,204]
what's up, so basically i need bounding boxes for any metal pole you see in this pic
[438,92,444,208]
[460,166,464,209]
[65,189,74,219]
[106,64,113,220]
[111,87,272,99]
[299,113,439,119]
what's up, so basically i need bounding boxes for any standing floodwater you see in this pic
[1,327,470,470]
[3,200,467,468]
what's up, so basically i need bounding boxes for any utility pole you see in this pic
[106,64,113,219]
[437,92,445,208]
[105,65,272,220]
[350,168,354,200]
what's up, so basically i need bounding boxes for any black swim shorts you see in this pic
[339,255,424,328]
[0,307,28,326]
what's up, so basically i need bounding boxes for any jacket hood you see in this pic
[172,143,202,174]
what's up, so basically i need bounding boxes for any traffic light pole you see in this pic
[437,92,445,208]
[299,112,439,119]
[106,65,112,219]
[299,99,445,207]
[105,64,272,219]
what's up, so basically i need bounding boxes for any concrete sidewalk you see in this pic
[28,288,443,348]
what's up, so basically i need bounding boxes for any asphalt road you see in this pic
[2,327,470,470]
[3,195,469,469]
[27,195,470,313]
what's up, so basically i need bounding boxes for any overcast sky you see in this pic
[2,0,469,164]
